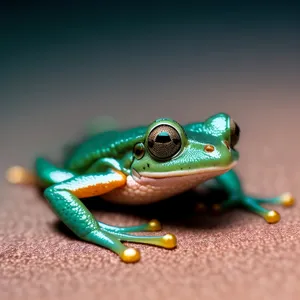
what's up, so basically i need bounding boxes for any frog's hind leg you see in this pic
[34,157,76,186]
[6,165,38,185]
[211,170,295,224]
[43,170,176,263]
[212,193,295,224]
[6,157,76,187]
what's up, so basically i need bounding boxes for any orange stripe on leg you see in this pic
[71,171,127,198]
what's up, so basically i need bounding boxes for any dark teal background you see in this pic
[1,2,299,171]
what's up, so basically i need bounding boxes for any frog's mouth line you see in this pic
[131,161,237,180]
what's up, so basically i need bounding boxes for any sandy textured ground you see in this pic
[1,94,300,300]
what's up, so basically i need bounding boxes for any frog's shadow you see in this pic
[46,188,241,239]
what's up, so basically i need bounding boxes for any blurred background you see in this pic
[1,4,300,300]
[1,2,299,172]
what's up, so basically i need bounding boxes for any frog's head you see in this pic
[131,113,240,183]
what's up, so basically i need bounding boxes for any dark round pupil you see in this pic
[155,131,171,143]
[135,148,142,155]
[147,125,182,160]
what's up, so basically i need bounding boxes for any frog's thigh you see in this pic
[6,157,75,186]
[44,170,140,263]
[35,157,76,185]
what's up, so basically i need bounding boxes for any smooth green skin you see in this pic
[35,113,286,262]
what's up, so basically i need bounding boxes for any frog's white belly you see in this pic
[102,165,233,205]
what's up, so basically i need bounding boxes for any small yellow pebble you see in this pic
[195,203,207,212]
[212,203,222,213]
[162,233,177,249]
[148,219,161,231]
[120,248,141,263]
[281,192,295,207]
[264,210,281,224]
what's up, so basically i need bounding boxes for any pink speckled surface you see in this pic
[1,97,300,300]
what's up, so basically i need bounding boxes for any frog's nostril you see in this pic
[204,145,215,152]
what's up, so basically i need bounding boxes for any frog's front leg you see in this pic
[210,169,295,223]
[44,170,176,263]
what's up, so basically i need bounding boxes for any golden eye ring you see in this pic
[147,124,182,161]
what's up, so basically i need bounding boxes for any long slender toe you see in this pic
[241,197,282,224]
[105,230,177,249]
[99,219,162,233]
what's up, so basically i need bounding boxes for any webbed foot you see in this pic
[211,192,295,224]
[96,219,176,262]
[84,225,176,263]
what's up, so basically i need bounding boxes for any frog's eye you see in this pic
[147,124,182,160]
[133,142,145,160]
[230,118,240,148]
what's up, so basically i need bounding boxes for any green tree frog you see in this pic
[6,113,294,263]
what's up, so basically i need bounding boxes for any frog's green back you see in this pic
[64,126,147,172]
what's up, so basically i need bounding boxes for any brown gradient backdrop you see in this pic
[1,4,300,300]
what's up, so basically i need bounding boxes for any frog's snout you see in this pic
[202,140,238,167]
